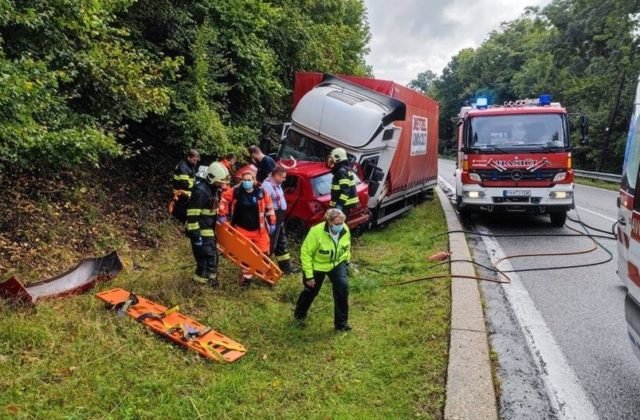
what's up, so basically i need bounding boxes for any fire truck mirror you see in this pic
[579,115,589,145]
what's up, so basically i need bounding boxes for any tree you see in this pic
[409,70,437,94]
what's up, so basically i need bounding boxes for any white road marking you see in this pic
[575,206,617,223]
[479,231,598,419]
[438,171,598,418]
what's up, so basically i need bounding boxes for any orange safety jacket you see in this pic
[219,185,276,232]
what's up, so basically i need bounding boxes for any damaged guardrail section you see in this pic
[0,251,123,305]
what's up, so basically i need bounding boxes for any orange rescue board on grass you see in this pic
[96,288,246,363]
[216,223,283,285]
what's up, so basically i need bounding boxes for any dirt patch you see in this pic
[0,151,179,282]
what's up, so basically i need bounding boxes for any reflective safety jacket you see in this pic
[218,185,276,232]
[330,163,358,210]
[186,182,221,239]
[300,222,351,278]
[173,159,197,198]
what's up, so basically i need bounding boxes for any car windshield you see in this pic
[467,114,567,152]
[311,172,362,197]
[278,130,333,162]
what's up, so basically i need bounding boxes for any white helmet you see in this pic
[329,147,348,163]
[206,162,230,184]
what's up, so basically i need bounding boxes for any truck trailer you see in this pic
[277,72,439,227]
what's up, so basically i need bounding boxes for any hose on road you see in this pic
[372,207,618,287]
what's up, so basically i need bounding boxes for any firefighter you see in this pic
[262,167,298,274]
[327,147,358,217]
[249,145,276,183]
[218,170,276,286]
[169,149,200,222]
[185,162,230,287]
[294,208,352,331]
[220,153,236,174]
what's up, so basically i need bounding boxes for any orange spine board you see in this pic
[216,223,283,285]
[96,288,246,363]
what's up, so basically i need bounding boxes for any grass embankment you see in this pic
[574,176,619,191]
[0,199,450,419]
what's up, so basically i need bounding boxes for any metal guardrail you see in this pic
[574,169,622,183]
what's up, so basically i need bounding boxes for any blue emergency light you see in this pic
[476,97,489,109]
[539,94,552,106]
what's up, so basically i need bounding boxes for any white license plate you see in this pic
[504,190,531,197]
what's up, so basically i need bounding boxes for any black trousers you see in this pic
[294,262,349,328]
[270,210,291,270]
[191,237,218,278]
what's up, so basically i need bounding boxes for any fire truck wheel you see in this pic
[549,211,567,227]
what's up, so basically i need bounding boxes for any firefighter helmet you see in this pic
[206,162,230,184]
[329,147,348,163]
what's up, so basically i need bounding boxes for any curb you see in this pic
[437,187,498,420]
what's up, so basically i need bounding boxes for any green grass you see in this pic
[574,176,619,191]
[0,199,450,419]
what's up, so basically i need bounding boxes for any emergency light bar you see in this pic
[503,94,554,107]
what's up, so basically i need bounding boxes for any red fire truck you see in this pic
[454,96,588,226]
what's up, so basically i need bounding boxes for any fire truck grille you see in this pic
[474,169,562,182]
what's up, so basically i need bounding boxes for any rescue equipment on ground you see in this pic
[0,251,122,305]
[96,288,246,363]
[216,223,283,285]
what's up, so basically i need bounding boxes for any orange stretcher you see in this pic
[96,288,246,363]
[216,223,283,285]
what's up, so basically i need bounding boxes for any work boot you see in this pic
[208,273,219,289]
[283,266,300,275]
[239,273,252,288]
[335,323,352,332]
[192,274,208,285]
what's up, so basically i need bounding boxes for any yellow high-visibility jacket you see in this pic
[300,222,351,279]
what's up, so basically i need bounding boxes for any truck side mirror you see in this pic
[368,181,380,197]
[371,167,384,182]
[579,115,589,145]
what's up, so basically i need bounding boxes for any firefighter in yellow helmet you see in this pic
[327,147,358,217]
[185,162,230,287]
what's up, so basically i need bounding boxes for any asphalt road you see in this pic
[438,158,640,419]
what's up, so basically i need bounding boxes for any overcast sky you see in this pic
[363,0,553,85]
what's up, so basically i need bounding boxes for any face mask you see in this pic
[242,180,253,190]
[330,223,343,234]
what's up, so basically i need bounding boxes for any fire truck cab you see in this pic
[455,96,584,226]
[618,76,640,361]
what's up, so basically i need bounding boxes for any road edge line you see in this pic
[436,185,498,420]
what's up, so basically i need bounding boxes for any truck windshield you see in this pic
[311,172,362,197]
[278,130,333,162]
[467,114,567,152]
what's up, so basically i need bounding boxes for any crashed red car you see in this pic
[235,162,370,237]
